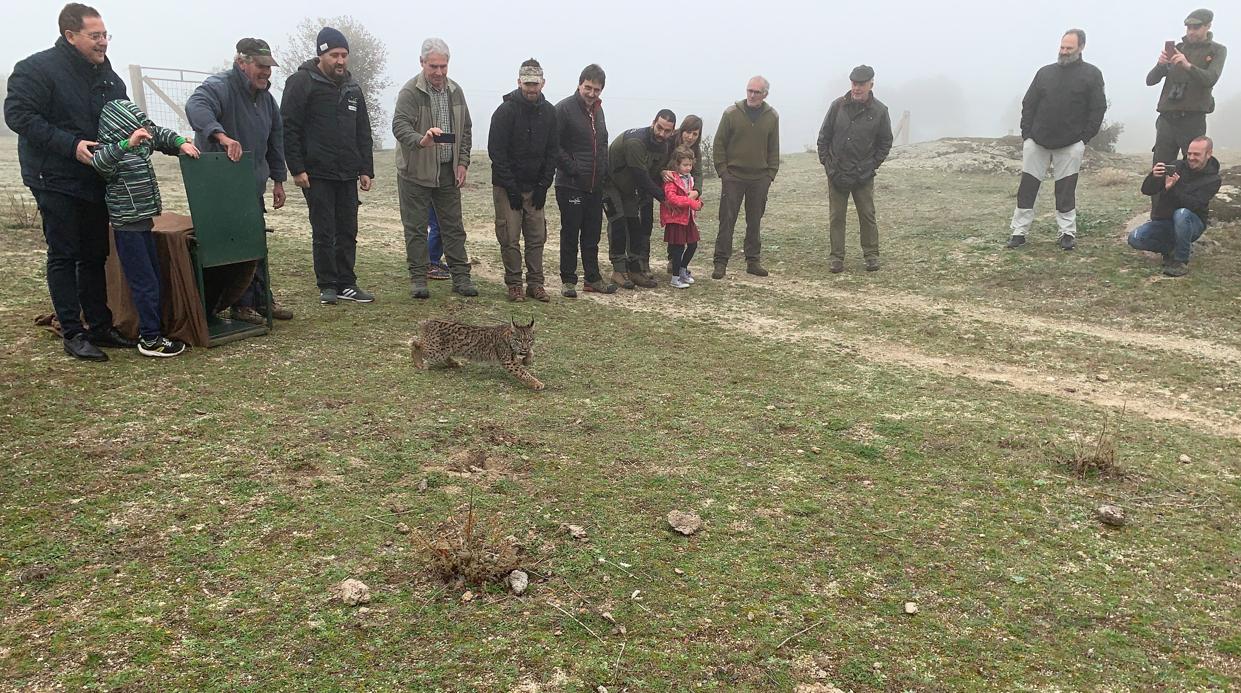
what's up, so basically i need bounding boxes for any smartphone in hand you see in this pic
[432,132,457,144]
[1164,40,1177,55]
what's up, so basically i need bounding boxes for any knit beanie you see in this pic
[316,27,349,55]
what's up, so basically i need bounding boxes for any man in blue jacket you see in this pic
[4,3,133,361]
[186,37,292,323]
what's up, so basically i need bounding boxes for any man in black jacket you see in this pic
[488,59,558,303]
[1146,9,1227,164]
[817,65,894,273]
[4,3,134,361]
[1127,136,1221,277]
[281,27,375,306]
[554,64,614,297]
[1006,29,1107,251]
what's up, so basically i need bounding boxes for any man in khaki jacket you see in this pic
[711,75,780,279]
[393,37,475,298]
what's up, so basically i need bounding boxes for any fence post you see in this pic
[128,65,147,113]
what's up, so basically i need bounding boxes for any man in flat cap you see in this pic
[186,37,291,323]
[1147,9,1227,164]
[816,65,893,273]
[281,26,375,306]
[487,58,559,302]
[1005,29,1106,251]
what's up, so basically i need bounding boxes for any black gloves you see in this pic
[532,186,548,210]
[506,189,523,211]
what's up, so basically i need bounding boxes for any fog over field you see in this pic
[3,0,1236,153]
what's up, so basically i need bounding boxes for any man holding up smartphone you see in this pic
[1147,9,1227,164]
[1127,136,1221,277]
[393,37,476,299]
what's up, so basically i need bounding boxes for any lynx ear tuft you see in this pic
[525,316,535,328]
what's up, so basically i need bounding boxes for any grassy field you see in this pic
[1,136,1238,691]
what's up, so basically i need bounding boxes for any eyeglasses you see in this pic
[746,89,766,95]
[71,30,112,42]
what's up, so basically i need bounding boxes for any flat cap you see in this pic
[849,65,875,82]
[1184,8,1213,26]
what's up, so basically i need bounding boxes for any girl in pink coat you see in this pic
[660,146,704,288]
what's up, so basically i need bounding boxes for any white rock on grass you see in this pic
[667,510,703,536]
[335,578,371,606]
[1178,454,1192,464]
[904,601,919,614]
[1096,504,1126,527]
[565,524,588,540]
[507,570,529,596]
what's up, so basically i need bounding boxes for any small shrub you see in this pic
[699,136,715,179]
[413,498,521,588]
[1055,410,1122,479]
[1088,121,1124,153]
[1093,167,1133,187]
[4,194,40,229]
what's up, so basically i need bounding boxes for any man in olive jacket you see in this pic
[488,59,558,303]
[603,111,675,289]
[712,76,780,279]
[1146,9,1227,163]
[281,27,375,306]
[1006,29,1106,251]
[392,37,475,299]
[817,65,893,273]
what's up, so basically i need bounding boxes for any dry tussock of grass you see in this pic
[1056,410,1123,479]
[1093,167,1134,188]
[413,498,521,588]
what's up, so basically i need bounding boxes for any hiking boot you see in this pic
[1005,234,1026,249]
[410,283,430,300]
[88,326,137,349]
[561,283,577,298]
[507,285,526,302]
[270,301,294,320]
[711,263,726,280]
[830,260,845,274]
[610,270,635,290]
[670,274,690,289]
[630,272,658,288]
[746,262,769,277]
[137,336,187,358]
[1058,234,1076,251]
[1160,252,1173,267]
[319,288,337,305]
[427,263,451,280]
[229,306,265,325]
[64,333,108,361]
[526,285,551,303]
[865,258,881,272]
[583,279,617,294]
[338,286,375,303]
[1162,261,1189,277]
[452,282,479,297]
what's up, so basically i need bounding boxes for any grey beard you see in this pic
[1057,52,1082,66]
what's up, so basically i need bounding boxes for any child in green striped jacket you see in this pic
[92,99,199,357]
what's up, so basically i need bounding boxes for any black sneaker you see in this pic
[1058,234,1076,251]
[64,334,108,361]
[1005,234,1026,249]
[88,326,137,349]
[137,336,187,358]
[319,288,337,305]
[337,286,375,303]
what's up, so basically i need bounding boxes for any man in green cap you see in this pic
[1147,9,1227,164]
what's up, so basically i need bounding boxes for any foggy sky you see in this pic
[4,0,1235,154]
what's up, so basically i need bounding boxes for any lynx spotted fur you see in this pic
[410,318,543,390]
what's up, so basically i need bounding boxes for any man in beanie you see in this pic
[280,26,375,306]
[1005,29,1106,251]
[186,37,291,323]
[1146,9,1227,164]
[4,3,133,361]
[711,76,780,279]
[392,37,476,299]
[816,65,893,273]
[487,59,559,302]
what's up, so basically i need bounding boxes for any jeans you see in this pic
[303,178,359,291]
[428,206,443,266]
[31,189,114,338]
[1127,208,1205,263]
[112,219,161,339]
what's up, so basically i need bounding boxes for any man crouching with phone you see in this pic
[1127,136,1221,277]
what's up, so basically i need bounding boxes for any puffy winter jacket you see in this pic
[4,38,128,202]
[817,92,893,191]
[281,58,373,181]
[659,175,702,227]
[554,92,607,192]
[1141,156,1222,224]
[488,89,558,193]
[1020,59,1107,150]
[91,100,186,226]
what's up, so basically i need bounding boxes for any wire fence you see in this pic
[127,65,215,136]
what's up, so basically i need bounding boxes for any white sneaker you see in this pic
[680,269,695,285]
[670,275,690,289]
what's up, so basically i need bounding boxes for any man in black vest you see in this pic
[4,3,133,361]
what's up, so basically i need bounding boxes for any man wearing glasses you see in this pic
[5,3,131,361]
